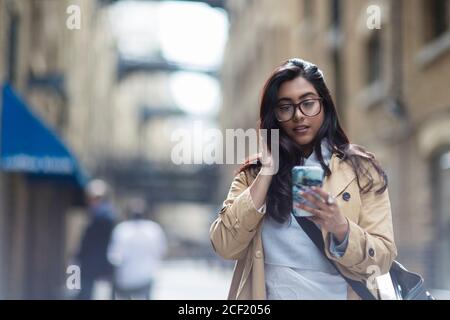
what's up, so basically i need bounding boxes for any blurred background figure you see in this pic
[0,0,230,300]
[108,197,167,300]
[76,179,117,300]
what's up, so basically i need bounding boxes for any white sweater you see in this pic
[260,140,349,299]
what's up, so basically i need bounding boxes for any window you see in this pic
[7,12,19,84]
[330,0,341,30]
[304,0,313,18]
[423,0,450,42]
[366,31,382,84]
[430,149,450,289]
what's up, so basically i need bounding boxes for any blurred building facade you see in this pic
[100,1,227,262]
[221,0,450,289]
[0,0,226,299]
[0,0,118,298]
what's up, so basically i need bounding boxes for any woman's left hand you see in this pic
[295,186,349,242]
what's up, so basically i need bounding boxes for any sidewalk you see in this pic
[93,258,233,300]
[152,259,233,300]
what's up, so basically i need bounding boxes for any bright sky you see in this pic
[157,1,228,69]
[108,1,161,60]
[169,71,221,116]
[108,0,228,116]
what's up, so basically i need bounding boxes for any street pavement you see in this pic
[93,258,233,300]
[92,259,450,300]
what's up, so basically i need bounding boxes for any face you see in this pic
[276,76,324,152]
[86,195,101,207]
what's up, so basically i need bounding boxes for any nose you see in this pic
[292,105,304,122]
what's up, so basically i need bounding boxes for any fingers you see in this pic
[295,203,323,219]
[310,186,329,202]
[258,129,270,155]
[258,130,272,169]
[299,190,329,211]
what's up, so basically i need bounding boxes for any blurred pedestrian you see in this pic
[108,198,167,300]
[76,179,117,300]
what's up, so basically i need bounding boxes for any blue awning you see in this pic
[1,84,88,187]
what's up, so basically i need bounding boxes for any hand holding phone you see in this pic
[292,166,324,217]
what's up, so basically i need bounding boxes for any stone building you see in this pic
[221,0,450,289]
[0,0,117,298]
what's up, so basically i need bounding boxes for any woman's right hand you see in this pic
[259,129,278,176]
[249,130,276,210]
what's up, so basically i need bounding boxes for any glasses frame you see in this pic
[274,97,323,122]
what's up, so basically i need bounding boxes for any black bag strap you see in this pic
[294,216,377,300]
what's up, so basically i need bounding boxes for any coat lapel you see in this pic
[320,153,357,242]
[322,153,356,198]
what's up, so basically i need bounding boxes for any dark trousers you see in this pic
[77,275,95,300]
[76,274,114,300]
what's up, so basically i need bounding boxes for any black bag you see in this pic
[389,260,434,300]
[294,216,435,300]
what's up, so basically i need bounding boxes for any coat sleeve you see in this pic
[210,171,265,260]
[324,166,398,280]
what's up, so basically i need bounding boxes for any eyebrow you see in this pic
[277,92,317,103]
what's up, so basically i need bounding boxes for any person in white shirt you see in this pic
[108,199,167,299]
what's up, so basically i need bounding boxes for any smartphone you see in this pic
[292,166,324,217]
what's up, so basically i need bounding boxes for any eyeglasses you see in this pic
[274,98,323,122]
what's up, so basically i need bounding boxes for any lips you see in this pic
[293,125,310,133]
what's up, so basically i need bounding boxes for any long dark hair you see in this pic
[239,58,387,224]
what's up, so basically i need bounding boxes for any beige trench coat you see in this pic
[210,153,397,300]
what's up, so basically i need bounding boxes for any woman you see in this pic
[210,58,397,300]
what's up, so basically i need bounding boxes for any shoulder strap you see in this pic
[294,216,377,300]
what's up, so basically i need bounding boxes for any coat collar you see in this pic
[322,152,357,198]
